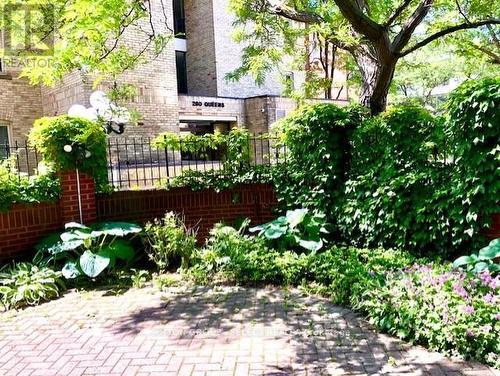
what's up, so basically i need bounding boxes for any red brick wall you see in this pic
[0,182,277,262]
[96,184,278,241]
[59,171,97,224]
[0,171,97,262]
[0,202,61,261]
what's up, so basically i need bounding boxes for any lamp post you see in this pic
[66,91,131,224]
[63,144,85,224]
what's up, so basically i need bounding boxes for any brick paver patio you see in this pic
[0,285,497,376]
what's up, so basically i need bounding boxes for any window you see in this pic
[0,125,10,159]
[176,51,188,94]
[173,0,185,36]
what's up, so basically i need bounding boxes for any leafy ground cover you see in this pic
[185,224,500,368]
[1,213,499,368]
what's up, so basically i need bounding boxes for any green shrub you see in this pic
[188,222,272,284]
[34,222,142,280]
[0,163,19,211]
[358,264,500,367]
[143,212,197,271]
[163,165,274,192]
[303,247,416,306]
[0,263,65,310]
[445,78,500,250]
[276,82,498,256]
[339,103,451,254]
[0,160,60,211]
[338,96,499,256]
[28,116,108,191]
[189,221,414,296]
[273,103,366,223]
[153,128,252,174]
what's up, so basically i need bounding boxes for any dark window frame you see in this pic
[175,50,188,94]
[173,0,186,37]
[0,124,10,159]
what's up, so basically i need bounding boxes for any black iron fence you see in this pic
[0,136,287,189]
[0,141,42,178]
[106,136,287,189]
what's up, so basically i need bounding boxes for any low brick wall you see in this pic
[0,181,277,262]
[0,171,99,262]
[96,184,278,241]
[0,202,62,261]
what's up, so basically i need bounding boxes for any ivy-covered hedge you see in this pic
[338,103,457,254]
[272,103,366,222]
[276,78,499,256]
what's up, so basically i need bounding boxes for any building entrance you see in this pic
[179,120,235,161]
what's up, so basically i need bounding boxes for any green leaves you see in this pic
[79,250,111,278]
[0,263,66,310]
[453,238,500,274]
[91,222,142,237]
[249,208,329,252]
[28,116,108,191]
[143,212,197,272]
[272,103,363,226]
[479,238,500,259]
[34,221,141,280]
[61,261,81,279]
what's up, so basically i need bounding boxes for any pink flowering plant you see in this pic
[358,263,500,367]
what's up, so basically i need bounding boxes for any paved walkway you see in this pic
[0,285,497,376]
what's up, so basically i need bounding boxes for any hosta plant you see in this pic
[0,263,66,310]
[34,222,142,279]
[453,238,500,274]
[249,208,329,252]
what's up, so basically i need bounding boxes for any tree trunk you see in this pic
[354,49,397,115]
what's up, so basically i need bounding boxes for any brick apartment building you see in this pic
[0,0,348,146]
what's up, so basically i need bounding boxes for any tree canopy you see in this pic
[228,0,500,114]
[0,0,172,86]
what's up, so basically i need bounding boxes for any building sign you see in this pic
[192,101,225,108]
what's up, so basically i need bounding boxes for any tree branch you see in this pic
[269,2,323,24]
[472,43,500,64]
[392,0,433,53]
[384,0,413,28]
[400,19,500,56]
[333,0,383,42]
[455,0,471,23]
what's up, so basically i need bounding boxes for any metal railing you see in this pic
[0,136,287,189]
[0,141,42,178]
[106,136,287,189]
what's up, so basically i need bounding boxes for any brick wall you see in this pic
[0,177,277,261]
[96,184,277,241]
[0,202,61,261]
[59,171,97,224]
[0,74,43,141]
[185,0,218,96]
